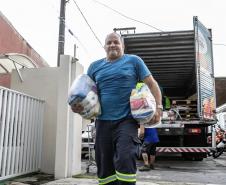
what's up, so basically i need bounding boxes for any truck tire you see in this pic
[194,157,204,161]
[182,153,205,161]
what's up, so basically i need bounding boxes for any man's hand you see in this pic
[71,103,84,113]
[138,125,145,139]
[150,108,162,124]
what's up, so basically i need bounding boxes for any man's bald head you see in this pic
[104,32,125,61]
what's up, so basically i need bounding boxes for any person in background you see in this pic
[163,95,171,110]
[138,125,159,171]
[71,32,162,185]
[160,86,171,111]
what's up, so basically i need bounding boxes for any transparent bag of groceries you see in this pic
[130,83,158,126]
[68,74,101,119]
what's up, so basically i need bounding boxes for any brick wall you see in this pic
[0,11,49,88]
[0,12,49,67]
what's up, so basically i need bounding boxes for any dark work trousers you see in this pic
[95,118,141,185]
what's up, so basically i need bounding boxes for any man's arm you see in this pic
[139,124,145,139]
[143,75,162,124]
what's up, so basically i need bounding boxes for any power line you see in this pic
[71,0,104,48]
[50,0,91,57]
[92,1,226,46]
[213,43,226,46]
[65,25,91,56]
[93,0,164,32]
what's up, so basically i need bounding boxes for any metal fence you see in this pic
[0,87,44,181]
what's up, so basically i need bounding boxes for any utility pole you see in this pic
[57,0,67,66]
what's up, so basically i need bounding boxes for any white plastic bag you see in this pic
[68,74,101,119]
[130,83,156,125]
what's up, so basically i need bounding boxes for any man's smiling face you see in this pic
[104,33,124,61]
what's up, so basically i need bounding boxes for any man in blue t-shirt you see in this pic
[71,32,162,185]
[139,125,159,171]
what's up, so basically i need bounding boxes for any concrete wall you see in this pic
[11,66,59,173]
[54,55,84,178]
[10,55,84,176]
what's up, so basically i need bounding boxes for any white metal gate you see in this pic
[0,86,44,181]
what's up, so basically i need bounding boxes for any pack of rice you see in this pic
[130,83,157,126]
[68,74,101,119]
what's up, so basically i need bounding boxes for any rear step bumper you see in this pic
[156,147,212,153]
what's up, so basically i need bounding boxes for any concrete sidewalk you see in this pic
[43,178,218,185]
[3,170,219,185]
[3,158,224,185]
[2,171,220,185]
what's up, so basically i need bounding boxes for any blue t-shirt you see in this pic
[144,128,159,143]
[87,54,151,120]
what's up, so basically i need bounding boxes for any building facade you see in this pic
[0,11,49,88]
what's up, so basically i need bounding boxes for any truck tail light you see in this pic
[188,128,201,134]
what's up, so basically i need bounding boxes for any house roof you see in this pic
[0,53,37,73]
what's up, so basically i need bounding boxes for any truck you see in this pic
[117,16,217,160]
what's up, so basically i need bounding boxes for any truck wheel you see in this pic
[194,157,204,161]
[182,153,193,161]
[182,153,205,161]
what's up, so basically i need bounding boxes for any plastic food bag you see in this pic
[130,83,156,125]
[68,74,101,119]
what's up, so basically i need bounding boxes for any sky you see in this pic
[1,0,226,77]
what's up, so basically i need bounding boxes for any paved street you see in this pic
[136,154,226,184]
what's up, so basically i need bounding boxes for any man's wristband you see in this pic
[157,104,163,110]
